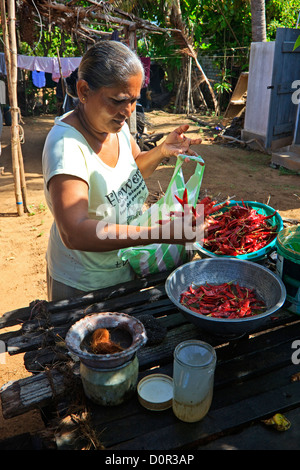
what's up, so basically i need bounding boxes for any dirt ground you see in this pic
[0,110,299,442]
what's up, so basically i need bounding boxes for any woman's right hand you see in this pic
[154,208,205,246]
[159,124,202,159]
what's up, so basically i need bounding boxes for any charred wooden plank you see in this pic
[7,286,168,355]
[0,271,171,329]
[7,326,69,355]
[24,345,71,373]
[0,364,80,420]
[21,285,168,332]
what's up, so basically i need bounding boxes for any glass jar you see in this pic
[172,340,216,422]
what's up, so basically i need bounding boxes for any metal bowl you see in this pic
[65,312,147,369]
[165,258,286,338]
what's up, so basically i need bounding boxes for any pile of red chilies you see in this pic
[180,281,266,319]
[202,197,278,256]
[158,190,278,256]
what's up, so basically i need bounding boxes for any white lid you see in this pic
[137,374,173,411]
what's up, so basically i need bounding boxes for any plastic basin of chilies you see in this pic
[165,258,286,338]
[194,200,283,262]
[276,225,300,314]
[65,312,147,369]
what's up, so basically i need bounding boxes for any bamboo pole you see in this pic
[0,0,21,214]
[2,0,28,214]
[18,138,28,211]
[8,0,24,215]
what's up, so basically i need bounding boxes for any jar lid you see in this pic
[137,374,173,411]
[174,340,216,368]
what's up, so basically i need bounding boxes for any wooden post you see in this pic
[186,55,192,115]
[56,47,65,99]
[17,138,28,211]
[127,27,137,136]
[1,0,28,215]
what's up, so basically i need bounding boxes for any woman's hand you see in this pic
[132,124,202,179]
[154,206,206,247]
[160,124,202,158]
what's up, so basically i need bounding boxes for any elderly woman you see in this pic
[42,40,202,301]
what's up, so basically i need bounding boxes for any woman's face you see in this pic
[79,72,143,134]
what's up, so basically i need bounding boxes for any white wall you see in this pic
[242,41,275,142]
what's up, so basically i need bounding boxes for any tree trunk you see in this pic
[251,0,267,42]
[168,0,219,114]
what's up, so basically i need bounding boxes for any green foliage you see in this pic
[214,80,232,95]
[132,0,300,110]
[19,26,83,57]
[266,0,300,40]
[134,0,253,108]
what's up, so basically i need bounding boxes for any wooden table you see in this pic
[1,269,300,451]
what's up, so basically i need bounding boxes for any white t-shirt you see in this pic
[42,115,148,291]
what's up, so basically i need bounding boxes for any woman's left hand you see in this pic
[160,124,202,158]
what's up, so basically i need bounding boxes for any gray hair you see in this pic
[79,40,144,91]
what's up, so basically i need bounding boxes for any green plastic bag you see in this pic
[118,154,205,276]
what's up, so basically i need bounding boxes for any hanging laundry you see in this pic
[50,57,82,82]
[17,55,36,71]
[32,70,46,88]
[0,53,82,83]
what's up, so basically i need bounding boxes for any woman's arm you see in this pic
[48,174,152,252]
[48,174,198,252]
[131,124,202,178]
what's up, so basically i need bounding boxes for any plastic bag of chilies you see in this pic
[118,154,205,276]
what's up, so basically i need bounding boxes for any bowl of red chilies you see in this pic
[165,258,286,338]
[194,199,283,260]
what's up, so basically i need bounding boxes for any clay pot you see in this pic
[65,312,147,369]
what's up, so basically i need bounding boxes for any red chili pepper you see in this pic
[200,198,278,255]
[156,219,170,225]
[262,210,277,220]
[180,281,266,319]
[168,210,185,217]
[183,188,188,206]
[175,188,188,208]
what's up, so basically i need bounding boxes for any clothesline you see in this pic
[0,53,151,87]
[0,52,81,82]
